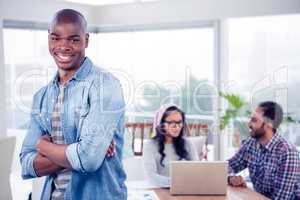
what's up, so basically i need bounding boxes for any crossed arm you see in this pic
[23,77,123,178]
[34,134,115,177]
[33,134,69,177]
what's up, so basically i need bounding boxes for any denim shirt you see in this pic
[20,57,127,200]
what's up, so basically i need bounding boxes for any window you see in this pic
[97,28,215,117]
[95,27,216,159]
[4,29,53,129]
[226,14,300,158]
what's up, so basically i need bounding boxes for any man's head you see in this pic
[248,101,283,139]
[48,9,89,72]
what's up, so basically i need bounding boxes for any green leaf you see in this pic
[219,92,244,109]
[219,91,246,130]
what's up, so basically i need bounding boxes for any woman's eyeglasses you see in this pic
[164,120,183,127]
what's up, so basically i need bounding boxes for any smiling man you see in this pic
[228,101,300,199]
[20,9,127,200]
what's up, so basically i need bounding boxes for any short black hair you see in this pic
[50,9,88,33]
[258,101,283,133]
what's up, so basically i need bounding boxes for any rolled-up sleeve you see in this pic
[20,150,38,179]
[66,74,125,173]
[66,143,82,172]
[20,111,43,179]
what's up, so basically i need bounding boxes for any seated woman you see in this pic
[143,104,199,187]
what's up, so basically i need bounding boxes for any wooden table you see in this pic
[154,186,270,200]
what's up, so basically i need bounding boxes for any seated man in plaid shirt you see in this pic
[228,101,300,199]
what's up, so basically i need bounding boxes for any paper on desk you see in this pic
[126,180,169,189]
[128,190,160,200]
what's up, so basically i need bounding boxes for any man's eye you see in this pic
[51,37,58,41]
[70,38,80,43]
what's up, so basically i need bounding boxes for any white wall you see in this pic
[0,0,97,25]
[95,0,300,27]
[0,0,7,136]
[1,0,300,27]
[0,18,7,137]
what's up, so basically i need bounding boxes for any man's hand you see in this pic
[228,175,247,187]
[106,140,116,157]
[34,153,64,177]
[34,134,66,176]
[35,134,71,168]
[41,134,51,142]
[36,134,52,155]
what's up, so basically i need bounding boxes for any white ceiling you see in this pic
[64,0,158,6]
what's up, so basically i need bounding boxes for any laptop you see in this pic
[170,161,228,195]
[0,136,16,200]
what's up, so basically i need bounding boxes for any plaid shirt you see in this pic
[229,133,300,200]
[51,85,71,200]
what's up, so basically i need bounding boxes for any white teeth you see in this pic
[57,54,72,61]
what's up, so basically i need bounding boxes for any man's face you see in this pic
[248,107,266,139]
[48,22,89,71]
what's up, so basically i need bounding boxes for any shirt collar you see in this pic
[260,133,281,151]
[51,57,92,85]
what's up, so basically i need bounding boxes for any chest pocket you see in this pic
[75,81,92,118]
[75,103,90,118]
[32,110,51,134]
[74,89,91,140]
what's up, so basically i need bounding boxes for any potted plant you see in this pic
[218,92,251,152]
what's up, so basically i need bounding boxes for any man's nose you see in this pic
[57,39,71,51]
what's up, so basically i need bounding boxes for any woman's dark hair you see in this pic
[258,101,283,133]
[154,106,190,167]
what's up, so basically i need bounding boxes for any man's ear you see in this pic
[264,122,273,131]
[85,33,89,48]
